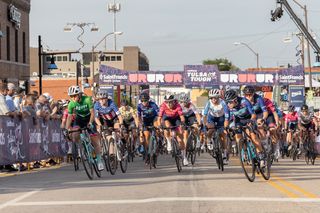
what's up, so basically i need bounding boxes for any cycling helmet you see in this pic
[301,104,308,111]
[243,86,255,94]
[208,89,220,98]
[140,92,150,101]
[164,94,175,102]
[95,90,108,99]
[68,85,81,96]
[121,99,128,106]
[179,93,190,103]
[256,91,264,98]
[288,105,295,112]
[224,89,238,102]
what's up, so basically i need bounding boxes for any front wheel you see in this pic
[239,139,256,182]
[120,142,128,173]
[80,144,94,180]
[172,139,182,172]
[72,142,80,171]
[107,138,118,175]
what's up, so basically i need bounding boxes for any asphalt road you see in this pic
[0,153,320,213]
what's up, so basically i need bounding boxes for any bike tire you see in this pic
[149,135,157,170]
[215,135,224,171]
[80,144,94,180]
[107,138,117,175]
[72,142,80,171]
[187,133,197,165]
[172,139,182,172]
[260,152,271,180]
[120,143,128,173]
[101,137,110,172]
[239,139,256,182]
[93,159,101,178]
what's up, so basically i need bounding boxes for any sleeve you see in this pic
[158,103,165,117]
[258,96,267,112]
[203,102,210,116]
[137,104,142,117]
[93,102,99,118]
[243,98,255,115]
[153,103,159,114]
[86,96,94,109]
[177,104,183,116]
[191,104,198,114]
[221,101,230,121]
[67,102,74,115]
[110,102,120,115]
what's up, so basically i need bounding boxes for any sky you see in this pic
[30,0,320,71]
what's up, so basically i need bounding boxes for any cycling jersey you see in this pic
[263,98,276,114]
[227,97,255,121]
[181,103,197,117]
[119,106,136,121]
[68,95,93,118]
[251,94,267,115]
[203,99,229,120]
[285,112,298,123]
[299,113,313,125]
[137,101,159,120]
[159,101,183,118]
[94,99,120,121]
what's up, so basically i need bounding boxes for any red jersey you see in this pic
[159,101,183,118]
[263,98,276,114]
[285,112,298,123]
[63,108,75,121]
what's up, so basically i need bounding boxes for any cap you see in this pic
[7,83,16,90]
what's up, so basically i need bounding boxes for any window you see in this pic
[63,56,68,61]
[111,56,116,61]
[46,56,51,62]
[15,29,18,62]
[22,32,26,63]
[57,56,62,61]
[53,56,56,61]
[106,56,110,61]
[116,56,122,61]
[6,26,10,60]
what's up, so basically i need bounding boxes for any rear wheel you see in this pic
[239,139,256,182]
[72,142,80,171]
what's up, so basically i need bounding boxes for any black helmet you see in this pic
[140,92,150,101]
[164,94,175,102]
[243,86,255,94]
[224,90,238,102]
[301,104,308,111]
[121,99,128,106]
[288,105,295,112]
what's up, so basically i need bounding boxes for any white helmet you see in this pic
[179,93,190,103]
[68,85,81,96]
[208,89,220,98]
[95,90,109,99]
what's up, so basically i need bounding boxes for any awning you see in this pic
[305,77,320,88]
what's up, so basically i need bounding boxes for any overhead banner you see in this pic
[99,66,183,86]
[99,65,304,87]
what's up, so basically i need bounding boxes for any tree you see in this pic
[203,58,239,71]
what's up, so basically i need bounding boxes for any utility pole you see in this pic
[108,0,121,51]
[38,35,42,95]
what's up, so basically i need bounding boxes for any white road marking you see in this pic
[10,197,320,206]
[0,189,41,210]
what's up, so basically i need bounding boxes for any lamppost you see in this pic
[234,42,260,69]
[64,22,99,88]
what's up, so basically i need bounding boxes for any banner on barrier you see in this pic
[0,116,67,165]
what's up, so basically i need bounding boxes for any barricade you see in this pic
[0,116,67,165]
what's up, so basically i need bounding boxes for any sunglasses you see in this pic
[227,100,236,104]
[141,100,148,103]
[70,95,78,98]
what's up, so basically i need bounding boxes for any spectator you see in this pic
[6,83,17,112]
[22,94,37,120]
[13,87,25,112]
[35,95,51,120]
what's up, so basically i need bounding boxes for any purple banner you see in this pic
[184,65,219,88]
[0,116,67,165]
[278,65,304,85]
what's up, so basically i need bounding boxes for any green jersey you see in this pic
[68,95,93,118]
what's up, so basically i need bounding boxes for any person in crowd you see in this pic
[13,87,25,112]
[35,95,51,121]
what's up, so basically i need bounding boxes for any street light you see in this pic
[234,42,260,69]
[64,22,99,88]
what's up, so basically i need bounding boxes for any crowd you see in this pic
[0,81,67,173]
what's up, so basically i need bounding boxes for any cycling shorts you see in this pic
[207,115,224,128]
[74,115,97,136]
[288,122,298,131]
[185,113,197,127]
[266,113,276,128]
[163,115,181,127]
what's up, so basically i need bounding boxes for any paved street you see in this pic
[0,154,320,213]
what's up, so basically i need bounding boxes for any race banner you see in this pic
[99,65,183,86]
[278,65,304,85]
[220,71,276,85]
[184,65,219,88]
[0,116,67,165]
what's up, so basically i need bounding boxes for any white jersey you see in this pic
[181,103,197,117]
[203,99,228,118]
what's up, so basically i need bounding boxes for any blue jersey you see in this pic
[203,99,229,121]
[137,101,159,120]
[227,97,255,120]
[94,100,120,121]
[251,94,267,114]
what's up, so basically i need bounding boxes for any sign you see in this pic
[8,4,21,29]
[278,65,304,85]
[289,86,305,108]
[220,72,275,85]
[184,65,219,88]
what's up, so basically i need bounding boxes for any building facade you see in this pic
[0,0,30,85]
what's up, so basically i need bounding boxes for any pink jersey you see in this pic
[263,98,276,114]
[159,101,183,118]
[285,112,298,123]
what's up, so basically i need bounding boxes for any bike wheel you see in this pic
[260,151,271,180]
[149,136,156,170]
[93,158,101,178]
[80,144,94,180]
[214,135,224,171]
[172,139,182,172]
[239,140,256,182]
[120,143,128,173]
[188,134,197,166]
[72,142,80,171]
[101,137,110,172]
[107,138,118,175]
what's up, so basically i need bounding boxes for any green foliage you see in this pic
[203,58,239,71]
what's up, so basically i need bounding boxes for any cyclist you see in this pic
[66,86,104,171]
[179,93,201,157]
[298,104,315,154]
[158,94,187,165]
[224,89,266,167]
[119,99,139,149]
[284,105,299,152]
[137,92,159,165]
[203,89,229,164]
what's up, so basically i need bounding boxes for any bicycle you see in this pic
[288,129,300,161]
[68,127,101,180]
[99,126,111,172]
[301,128,316,165]
[234,124,271,182]
[163,125,183,172]
[63,130,80,171]
[185,125,199,166]
[207,126,224,171]
[144,126,159,170]
[124,126,137,163]
[106,127,128,175]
